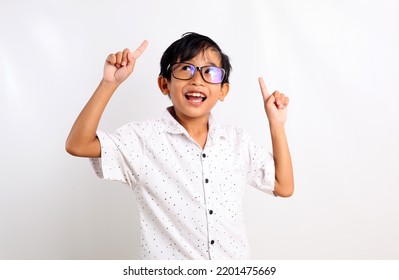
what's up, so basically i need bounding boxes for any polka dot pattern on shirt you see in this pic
[90,108,275,259]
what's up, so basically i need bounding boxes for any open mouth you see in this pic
[185,92,207,103]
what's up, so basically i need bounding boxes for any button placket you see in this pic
[201,150,217,257]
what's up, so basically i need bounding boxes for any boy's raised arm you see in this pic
[65,40,148,158]
[258,77,294,197]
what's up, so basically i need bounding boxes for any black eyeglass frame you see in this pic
[167,62,226,84]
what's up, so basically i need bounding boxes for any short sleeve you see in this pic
[245,133,275,195]
[89,126,144,188]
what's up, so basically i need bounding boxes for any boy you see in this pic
[66,33,294,259]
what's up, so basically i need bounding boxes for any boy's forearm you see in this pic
[270,124,294,197]
[65,80,118,157]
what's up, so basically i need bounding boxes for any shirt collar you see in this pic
[161,106,226,145]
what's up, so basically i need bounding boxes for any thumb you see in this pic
[126,52,134,72]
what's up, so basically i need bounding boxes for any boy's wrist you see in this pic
[99,79,120,92]
[269,121,285,129]
[269,122,286,135]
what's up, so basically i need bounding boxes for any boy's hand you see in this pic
[258,77,289,125]
[103,40,148,85]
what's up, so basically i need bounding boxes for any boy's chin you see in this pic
[174,106,212,119]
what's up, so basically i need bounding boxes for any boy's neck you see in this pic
[169,107,209,149]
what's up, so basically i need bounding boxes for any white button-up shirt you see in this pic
[90,107,275,259]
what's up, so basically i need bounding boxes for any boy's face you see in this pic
[158,49,229,123]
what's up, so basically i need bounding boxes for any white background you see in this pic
[1,0,398,259]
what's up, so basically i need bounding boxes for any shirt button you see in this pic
[210,240,215,245]
[202,153,206,158]
[209,210,213,215]
[205,178,209,183]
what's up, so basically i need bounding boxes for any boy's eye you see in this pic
[204,68,214,74]
[204,67,220,77]
[181,65,192,71]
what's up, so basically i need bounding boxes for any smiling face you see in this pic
[158,49,229,124]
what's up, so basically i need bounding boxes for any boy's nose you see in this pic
[190,69,204,85]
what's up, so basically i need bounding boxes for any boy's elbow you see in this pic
[277,189,294,198]
[273,182,294,198]
[65,139,79,156]
[65,137,101,158]
[65,137,86,157]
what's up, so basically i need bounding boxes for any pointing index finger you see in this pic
[258,77,270,101]
[131,40,149,60]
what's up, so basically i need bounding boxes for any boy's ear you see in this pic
[158,76,170,95]
[218,83,230,101]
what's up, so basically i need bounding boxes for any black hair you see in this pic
[159,32,232,84]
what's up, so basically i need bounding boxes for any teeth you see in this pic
[186,92,206,98]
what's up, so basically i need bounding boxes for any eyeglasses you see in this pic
[168,62,226,84]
